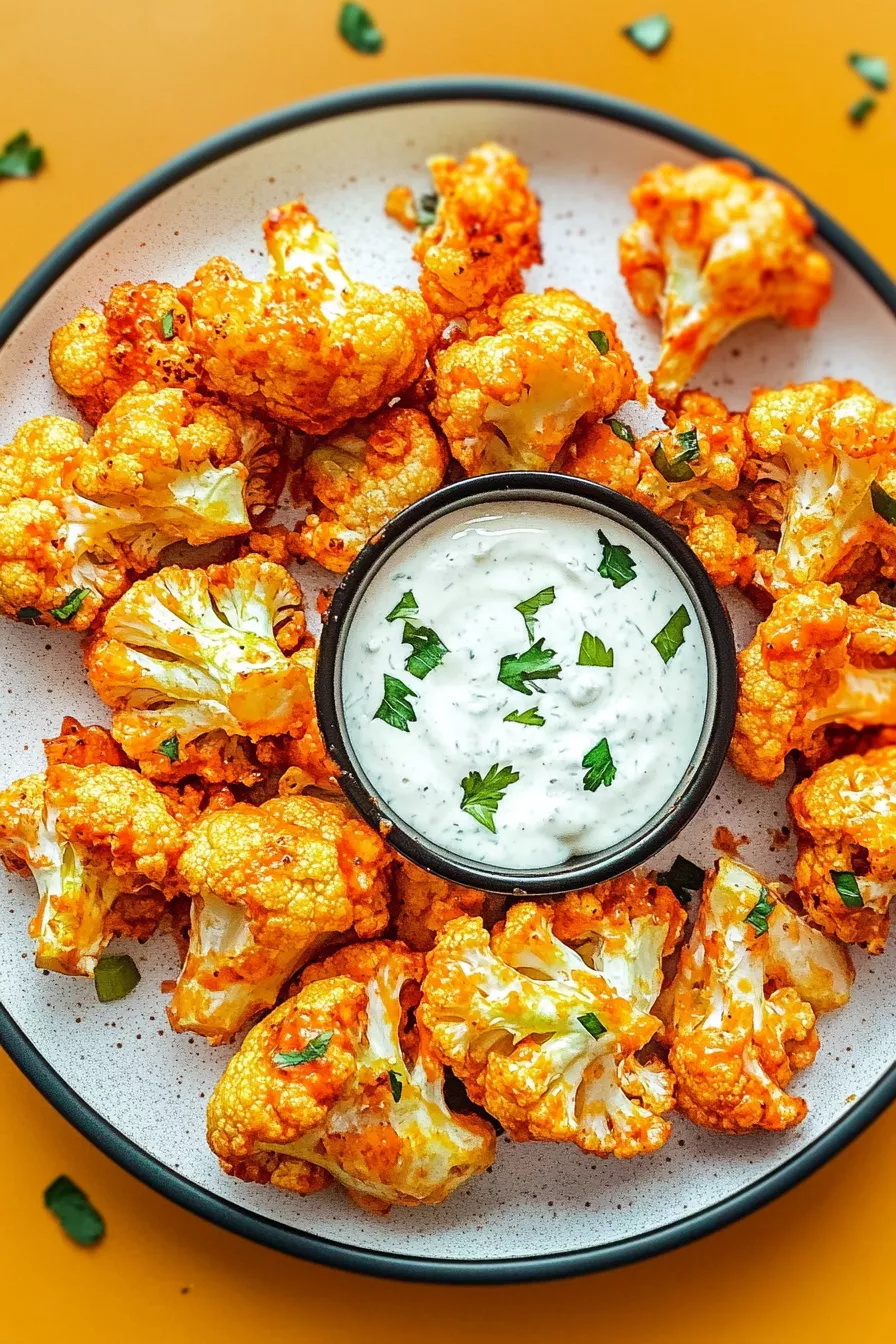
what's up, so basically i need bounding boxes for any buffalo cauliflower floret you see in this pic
[432,290,639,475]
[85,555,312,781]
[392,857,488,952]
[254,645,340,794]
[730,584,896,782]
[168,792,390,1042]
[619,160,832,405]
[0,387,271,629]
[412,142,542,329]
[180,200,434,433]
[49,281,200,424]
[420,882,684,1157]
[207,941,496,1209]
[294,407,448,573]
[0,762,182,975]
[744,379,896,595]
[790,746,896,953]
[667,858,852,1133]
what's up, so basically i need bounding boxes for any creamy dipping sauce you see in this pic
[340,501,709,870]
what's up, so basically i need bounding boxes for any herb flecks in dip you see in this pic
[340,501,709,868]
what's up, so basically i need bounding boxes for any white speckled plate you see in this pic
[2,78,896,1284]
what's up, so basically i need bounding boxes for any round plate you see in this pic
[1,77,895,1285]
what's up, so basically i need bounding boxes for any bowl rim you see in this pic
[315,472,736,894]
[1,74,895,1286]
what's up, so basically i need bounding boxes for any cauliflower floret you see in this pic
[294,407,448,573]
[561,390,754,586]
[412,142,542,328]
[168,792,390,1042]
[432,290,639,475]
[0,762,183,975]
[254,646,340,794]
[420,882,683,1157]
[667,858,852,1133]
[392,857,488,952]
[745,379,896,595]
[49,281,200,424]
[619,160,832,405]
[790,746,896,953]
[85,555,312,781]
[180,200,434,433]
[0,387,271,629]
[730,584,896,782]
[207,941,496,1209]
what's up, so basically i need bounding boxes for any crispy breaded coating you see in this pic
[181,200,434,433]
[294,407,448,573]
[619,160,832,405]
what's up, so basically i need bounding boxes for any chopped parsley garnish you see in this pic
[386,590,419,622]
[338,2,384,53]
[16,606,41,623]
[460,762,519,833]
[417,190,438,228]
[652,430,700,482]
[578,1012,607,1041]
[388,1069,403,1102]
[848,52,890,91]
[577,632,614,667]
[652,605,691,663]
[830,870,864,908]
[158,734,180,762]
[401,621,448,679]
[498,638,562,696]
[588,329,610,354]
[657,856,705,905]
[745,886,775,935]
[582,738,616,791]
[622,13,672,54]
[0,130,44,179]
[504,705,545,727]
[374,673,417,732]
[274,1031,334,1068]
[49,588,90,624]
[871,481,896,524]
[606,417,635,446]
[160,309,175,340]
[44,1176,105,1247]
[597,530,637,588]
[94,955,141,1003]
[515,585,555,642]
[849,95,877,125]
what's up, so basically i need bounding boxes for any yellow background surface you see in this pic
[3,1,896,1338]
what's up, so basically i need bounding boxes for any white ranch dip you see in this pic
[340,501,709,869]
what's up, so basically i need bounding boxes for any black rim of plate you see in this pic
[315,472,737,894]
[1,75,895,1285]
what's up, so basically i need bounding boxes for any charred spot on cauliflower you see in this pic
[294,407,448,573]
[207,941,495,1209]
[667,857,852,1133]
[619,160,832,405]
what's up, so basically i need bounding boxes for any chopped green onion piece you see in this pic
[588,329,610,354]
[577,632,614,667]
[830,870,864,908]
[338,3,384,53]
[849,95,877,125]
[49,588,89,623]
[388,1069,403,1102]
[597,530,637,588]
[94,955,141,1003]
[745,887,775,935]
[652,606,691,663]
[374,674,417,732]
[274,1031,334,1068]
[386,590,418,622]
[871,481,896,524]
[44,1176,105,1247]
[417,191,438,228]
[848,52,890,92]
[0,131,44,179]
[582,738,616,791]
[578,1012,607,1040]
[160,309,175,339]
[158,734,179,762]
[622,13,672,55]
[606,417,635,446]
